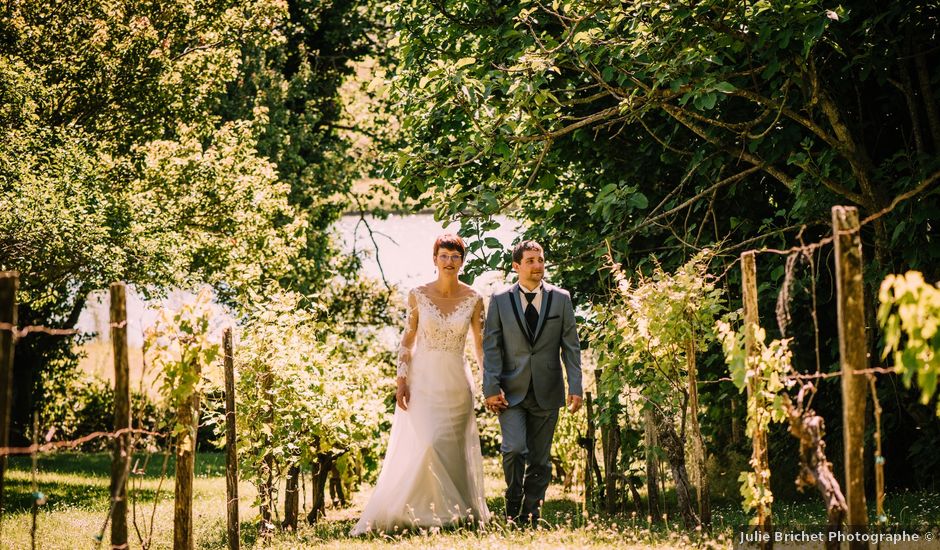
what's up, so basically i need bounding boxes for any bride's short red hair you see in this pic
[433,233,466,257]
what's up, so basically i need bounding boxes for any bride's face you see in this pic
[434,248,464,275]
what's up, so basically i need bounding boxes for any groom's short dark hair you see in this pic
[512,240,543,263]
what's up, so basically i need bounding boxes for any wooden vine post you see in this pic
[643,409,662,523]
[742,251,772,545]
[109,283,131,548]
[584,391,596,515]
[0,272,17,536]
[832,206,868,548]
[259,362,275,532]
[173,356,202,549]
[223,328,240,550]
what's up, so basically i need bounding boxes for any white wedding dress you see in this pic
[351,288,490,534]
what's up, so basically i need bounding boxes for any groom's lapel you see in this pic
[507,283,534,346]
[532,284,554,345]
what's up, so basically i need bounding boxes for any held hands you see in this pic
[484,390,509,414]
[396,377,411,411]
[567,394,583,413]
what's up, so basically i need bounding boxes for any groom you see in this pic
[483,240,582,526]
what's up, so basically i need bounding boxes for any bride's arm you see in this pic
[396,290,419,410]
[470,296,485,372]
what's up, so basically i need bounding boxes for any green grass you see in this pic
[2,453,939,549]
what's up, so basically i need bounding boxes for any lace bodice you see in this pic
[411,289,481,354]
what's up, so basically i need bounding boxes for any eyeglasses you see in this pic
[437,254,464,262]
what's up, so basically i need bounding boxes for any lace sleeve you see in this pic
[397,289,419,380]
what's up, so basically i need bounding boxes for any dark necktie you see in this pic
[523,291,538,336]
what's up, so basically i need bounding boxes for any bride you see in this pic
[351,234,491,535]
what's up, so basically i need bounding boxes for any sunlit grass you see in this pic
[2,453,939,549]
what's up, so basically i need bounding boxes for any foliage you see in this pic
[385,0,940,297]
[716,319,795,522]
[383,0,940,504]
[550,405,587,491]
[143,287,221,449]
[590,251,725,522]
[38,375,166,452]
[595,252,724,411]
[230,290,392,510]
[879,271,940,415]
[717,323,795,434]
[0,0,392,444]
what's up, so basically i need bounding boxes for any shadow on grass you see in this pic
[2,476,110,513]
[6,452,226,478]
[2,452,227,514]
[2,473,201,514]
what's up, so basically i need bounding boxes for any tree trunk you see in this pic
[584,392,604,511]
[651,407,699,529]
[258,455,274,533]
[258,362,275,534]
[283,464,300,530]
[686,342,710,527]
[730,397,742,446]
[742,250,772,543]
[0,272,18,535]
[550,455,568,488]
[914,49,940,151]
[628,475,643,516]
[328,463,346,507]
[897,37,926,157]
[785,395,847,550]
[644,409,663,523]
[307,454,335,524]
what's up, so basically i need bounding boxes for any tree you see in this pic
[386,0,939,293]
[0,0,391,444]
[384,0,940,495]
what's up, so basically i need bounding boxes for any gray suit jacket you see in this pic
[482,282,582,409]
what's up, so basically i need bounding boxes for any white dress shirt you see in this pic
[519,281,543,314]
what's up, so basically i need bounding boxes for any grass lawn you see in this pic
[2,453,939,549]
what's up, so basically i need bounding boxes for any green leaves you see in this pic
[878,272,940,415]
[716,317,795,522]
[144,287,221,438]
[230,289,393,494]
[598,251,726,406]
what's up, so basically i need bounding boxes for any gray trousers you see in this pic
[498,388,559,522]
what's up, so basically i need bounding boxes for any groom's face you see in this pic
[513,249,545,286]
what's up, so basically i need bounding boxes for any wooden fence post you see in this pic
[223,328,240,550]
[110,283,131,548]
[0,271,17,535]
[832,206,868,548]
[644,409,662,523]
[173,361,201,550]
[30,411,38,550]
[742,251,772,545]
